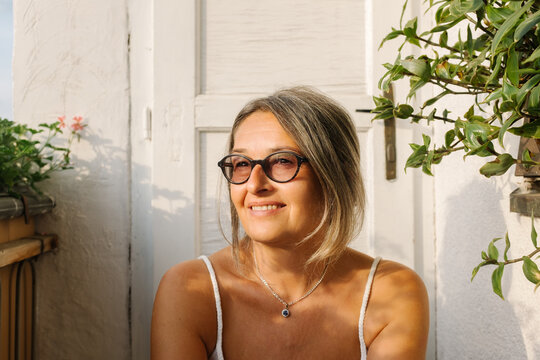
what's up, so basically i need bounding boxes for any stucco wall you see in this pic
[434,123,540,359]
[13,1,131,359]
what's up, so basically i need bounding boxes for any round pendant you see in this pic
[282,308,290,318]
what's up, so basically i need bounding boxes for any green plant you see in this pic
[374,0,540,298]
[0,116,86,196]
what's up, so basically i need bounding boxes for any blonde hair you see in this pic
[226,86,365,267]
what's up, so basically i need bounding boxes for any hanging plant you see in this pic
[374,0,540,298]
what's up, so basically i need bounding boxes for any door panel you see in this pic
[202,0,366,94]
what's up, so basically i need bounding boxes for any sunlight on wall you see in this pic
[0,0,12,119]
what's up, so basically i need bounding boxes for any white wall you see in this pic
[13,1,131,359]
[434,121,540,358]
[0,0,13,119]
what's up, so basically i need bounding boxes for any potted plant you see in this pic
[373,0,540,298]
[0,116,86,231]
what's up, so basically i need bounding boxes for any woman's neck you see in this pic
[250,241,327,301]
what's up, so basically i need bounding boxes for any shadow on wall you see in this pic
[437,177,527,359]
[29,126,194,359]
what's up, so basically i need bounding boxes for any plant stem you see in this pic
[411,113,456,123]
[503,247,540,265]
[414,35,460,53]
[464,14,495,38]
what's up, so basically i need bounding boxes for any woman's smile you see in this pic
[248,201,286,215]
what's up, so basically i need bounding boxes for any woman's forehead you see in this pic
[232,111,299,152]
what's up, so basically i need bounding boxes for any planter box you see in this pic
[0,192,56,359]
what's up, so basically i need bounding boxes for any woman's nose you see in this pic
[246,164,272,193]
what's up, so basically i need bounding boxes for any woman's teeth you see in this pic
[251,205,279,211]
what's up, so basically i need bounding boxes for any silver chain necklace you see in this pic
[252,249,328,318]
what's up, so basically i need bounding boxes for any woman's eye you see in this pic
[277,158,293,164]
[234,160,250,168]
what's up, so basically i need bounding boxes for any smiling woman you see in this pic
[151,86,429,360]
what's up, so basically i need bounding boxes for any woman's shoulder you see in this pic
[156,247,234,302]
[352,252,429,358]
[152,248,233,359]
[343,248,426,293]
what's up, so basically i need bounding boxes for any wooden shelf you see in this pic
[0,235,57,268]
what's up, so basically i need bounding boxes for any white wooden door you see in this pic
[147,0,436,358]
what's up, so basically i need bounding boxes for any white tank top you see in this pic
[199,255,381,360]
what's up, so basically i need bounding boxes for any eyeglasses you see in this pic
[217,151,309,184]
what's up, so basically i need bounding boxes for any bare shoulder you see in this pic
[151,258,216,360]
[375,259,428,298]
[367,258,429,359]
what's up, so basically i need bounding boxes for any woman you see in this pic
[152,87,429,359]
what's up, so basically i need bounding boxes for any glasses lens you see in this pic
[222,155,251,183]
[265,152,299,182]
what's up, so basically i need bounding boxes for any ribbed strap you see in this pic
[199,255,224,360]
[359,256,381,360]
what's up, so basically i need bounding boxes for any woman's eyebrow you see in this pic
[231,146,300,154]
[270,146,301,152]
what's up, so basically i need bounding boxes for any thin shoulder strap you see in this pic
[199,255,224,360]
[359,256,381,360]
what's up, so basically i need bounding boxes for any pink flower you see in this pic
[58,116,66,128]
[71,123,84,132]
[70,116,85,132]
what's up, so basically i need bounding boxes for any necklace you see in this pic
[252,249,328,318]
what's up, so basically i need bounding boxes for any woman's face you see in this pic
[230,111,324,247]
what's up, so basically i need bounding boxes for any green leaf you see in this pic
[479,153,517,177]
[514,9,540,42]
[422,90,451,108]
[401,59,431,81]
[522,257,540,284]
[403,17,418,38]
[491,264,505,300]
[373,96,393,108]
[532,212,538,248]
[499,113,521,148]
[422,150,435,176]
[523,46,540,64]
[373,108,395,121]
[529,85,540,111]
[471,264,481,282]
[508,118,540,138]
[522,149,534,170]
[405,144,427,169]
[506,46,520,87]
[484,88,503,103]
[488,238,500,260]
[504,232,510,262]
[449,0,483,17]
[394,104,414,119]
[431,18,464,33]
[440,31,448,47]
[466,24,474,55]
[486,5,514,26]
[422,134,431,148]
[491,0,535,56]
[517,74,540,107]
[445,129,456,148]
[379,29,405,49]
